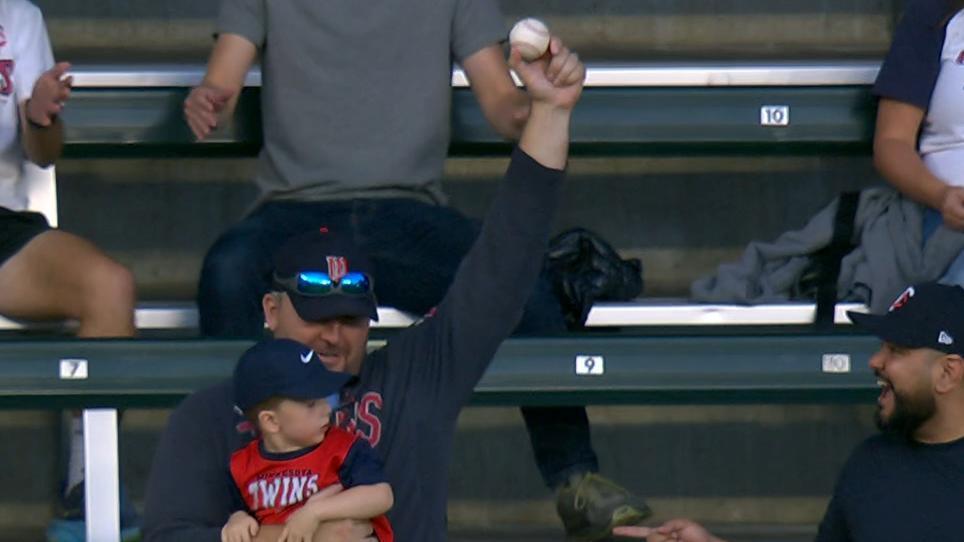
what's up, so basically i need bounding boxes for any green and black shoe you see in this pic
[556,472,652,542]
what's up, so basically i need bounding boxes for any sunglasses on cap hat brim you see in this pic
[273,271,374,297]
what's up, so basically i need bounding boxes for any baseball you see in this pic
[509,18,550,61]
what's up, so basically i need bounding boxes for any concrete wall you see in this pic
[34,0,901,61]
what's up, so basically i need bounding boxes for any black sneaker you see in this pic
[556,473,652,541]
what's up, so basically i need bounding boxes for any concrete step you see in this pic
[34,0,900,62]
[54,154,880,299]
[0,524,817,542]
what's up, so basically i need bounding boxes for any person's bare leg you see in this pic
[0,229,136,516]
[0,230,135,336]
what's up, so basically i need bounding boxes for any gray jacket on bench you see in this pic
[691,188,964,313]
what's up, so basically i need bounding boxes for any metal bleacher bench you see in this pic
[5,59,882,334]
[1,61,885,541]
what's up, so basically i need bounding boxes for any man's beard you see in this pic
[875,385,936,442]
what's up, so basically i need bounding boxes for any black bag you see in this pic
[546,228,644,329]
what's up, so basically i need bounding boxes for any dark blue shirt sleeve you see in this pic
[338,439,388,488]
[227,470,248,513]
[873,0,950,110]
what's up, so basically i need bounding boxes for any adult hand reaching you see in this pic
[614,519,728,542]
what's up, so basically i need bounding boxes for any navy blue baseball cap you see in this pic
[234,338,353,412]
[271,228,379,322]
[847,283,964,356]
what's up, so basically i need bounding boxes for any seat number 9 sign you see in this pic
[575,355,605,376]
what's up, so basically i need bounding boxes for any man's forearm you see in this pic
[253,525,282,541]
[489,90,530,141]
[517,103,570,170]
[205,33,257,120]
[874,137,947,209]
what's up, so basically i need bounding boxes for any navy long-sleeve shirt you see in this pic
[142,148,564,541]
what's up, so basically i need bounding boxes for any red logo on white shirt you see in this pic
[0,60,13,96]
[0,25,7,48]
[957,50,964,64]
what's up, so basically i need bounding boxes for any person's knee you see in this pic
[197,227,280,337]
[939,250,964,287]
[199,233,265,296]
[81,257,136,315]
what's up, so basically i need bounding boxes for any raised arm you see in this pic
[183,34,257,141]
[513,38,583,168]
[392,36,585,415]
[873,99,964,230]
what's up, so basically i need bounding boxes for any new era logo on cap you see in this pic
[938,331,954,346]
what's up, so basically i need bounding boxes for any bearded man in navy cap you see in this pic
[615,282,964,542]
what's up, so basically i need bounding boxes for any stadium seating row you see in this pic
[2,61,885,541]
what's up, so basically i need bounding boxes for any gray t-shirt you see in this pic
[217,0,505,203]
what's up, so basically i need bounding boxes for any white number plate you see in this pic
[760,105,790,127]
[575,355,605,376]
[59,359,89,380]
[822,354,851,374]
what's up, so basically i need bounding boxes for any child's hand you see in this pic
[221,511,259,542]
[278,506,322,542]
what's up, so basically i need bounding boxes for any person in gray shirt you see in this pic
[182,0,649,538]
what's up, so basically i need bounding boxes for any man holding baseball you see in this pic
[147,36,628,542]
[181,0,648,538]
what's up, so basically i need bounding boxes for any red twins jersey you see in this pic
[229,426,393,541]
